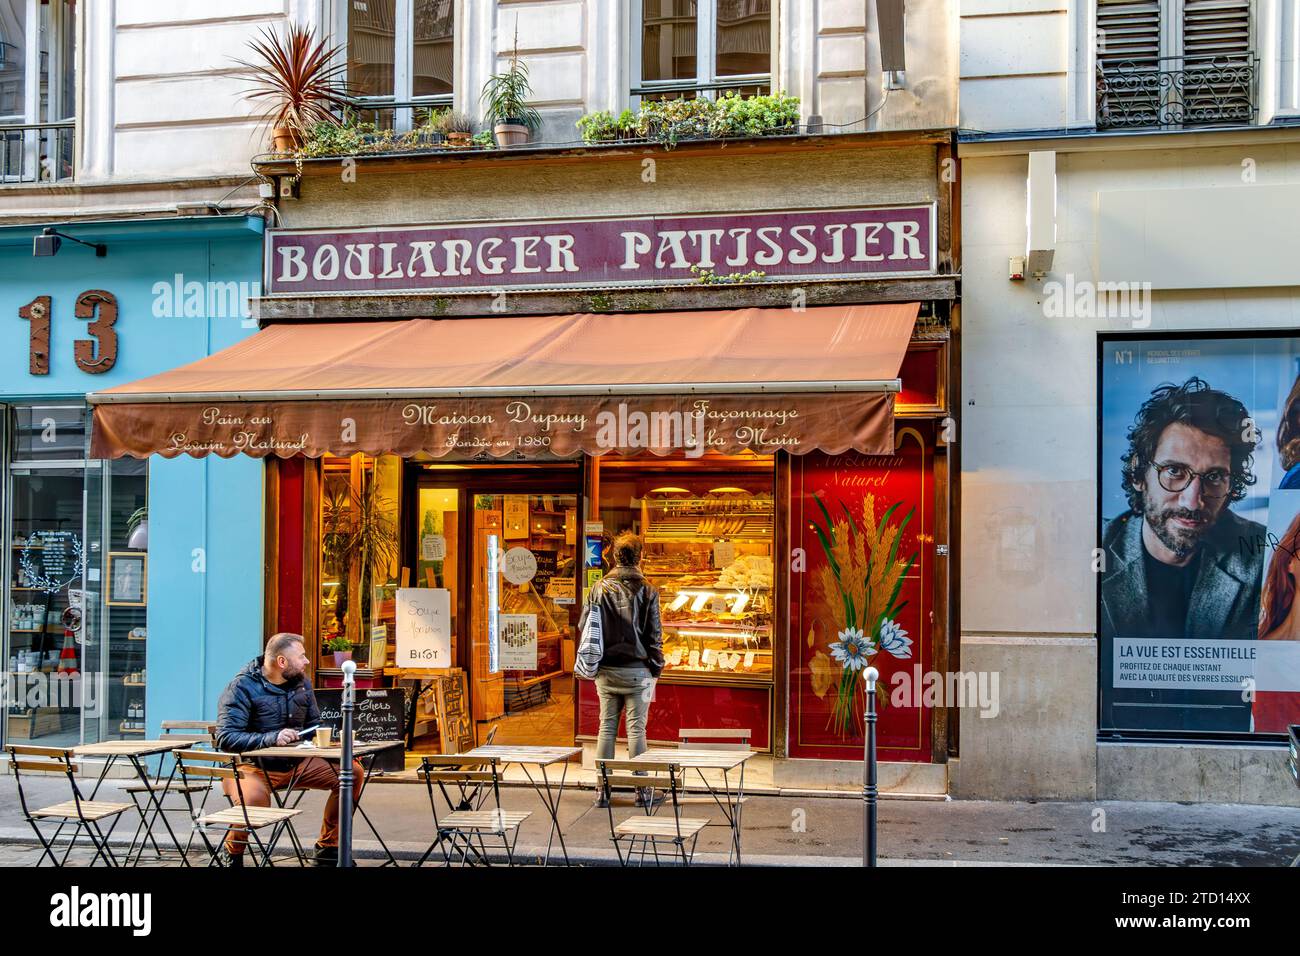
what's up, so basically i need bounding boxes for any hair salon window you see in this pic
[332,0,455,129]
[317,454,401,670]
[633,0,772,102]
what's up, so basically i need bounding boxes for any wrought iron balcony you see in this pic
[1097,56,1256,131]
[0,121,75,184]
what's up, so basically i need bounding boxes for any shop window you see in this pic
[1096,0,1254,130]
[0,0,76,184]
[634,0,772,102]
[597,455,775,683]
[336,0,454,129]
[5,403,145,747]
[317,454,402,671]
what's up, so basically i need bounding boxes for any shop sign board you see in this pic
[264,205,937,296]
[395,587,451,668]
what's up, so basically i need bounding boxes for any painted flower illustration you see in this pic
[807,492,919,737]
[829,627,874,671]
[879,619,913,659]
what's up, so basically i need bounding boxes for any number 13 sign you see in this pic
[18,290,119,375]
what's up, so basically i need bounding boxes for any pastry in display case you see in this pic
[636,486,775,682]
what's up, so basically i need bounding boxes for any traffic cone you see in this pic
[57,628,79,675]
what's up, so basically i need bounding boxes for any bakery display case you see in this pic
[598,461,776,686]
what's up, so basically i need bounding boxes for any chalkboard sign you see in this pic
[315,687,406,772]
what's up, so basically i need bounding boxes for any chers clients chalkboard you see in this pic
[315,688,406,772]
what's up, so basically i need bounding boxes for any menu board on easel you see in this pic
[433,667,474,754]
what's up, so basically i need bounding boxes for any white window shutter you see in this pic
[1097,0,1163,127]
[1182,0,1252,124]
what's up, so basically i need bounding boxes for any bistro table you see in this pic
[629,748,755,866]
[244,740,404,866]
[71,739,195,866]
[455,744,582,866]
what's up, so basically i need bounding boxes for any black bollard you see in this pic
[863,665,879,868]
[338,659,356,868]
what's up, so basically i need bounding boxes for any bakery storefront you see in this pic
[89,147,958,790]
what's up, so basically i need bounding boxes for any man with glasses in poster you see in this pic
[1101,376,1264,732]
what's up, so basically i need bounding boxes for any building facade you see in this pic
[88,0,964,791]
[958,0,1300,805]
[0,1,295,747]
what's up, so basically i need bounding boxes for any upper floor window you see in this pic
[634,0,771,101]
[335,0,453,127]
[1,0,75,184]
[1096,0,1255,130]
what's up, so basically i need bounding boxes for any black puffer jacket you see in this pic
[216,658,319,761]
[578,565,665,677]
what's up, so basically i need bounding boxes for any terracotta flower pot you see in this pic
[272,125,301,153]
[332,650,353,667]
[494,122,529,148]
[446,131,472,147]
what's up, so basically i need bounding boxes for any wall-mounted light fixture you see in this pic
[33,227,107,258]
[1026,151,1057,277]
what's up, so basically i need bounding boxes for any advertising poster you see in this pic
[500,613,539,671]
[1099,334,1300,735]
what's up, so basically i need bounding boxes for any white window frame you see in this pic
[329,0,456,131]
[630,0,774,103]
[2,0,75,183]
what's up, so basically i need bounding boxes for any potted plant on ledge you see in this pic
[324,633,353,668]
[234,23,351,154]
[482,34,541,148]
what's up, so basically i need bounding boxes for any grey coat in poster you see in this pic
[1101,509,1265,642]
[1099,508,1266,732]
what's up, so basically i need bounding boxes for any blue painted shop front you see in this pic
[0,216,265,746]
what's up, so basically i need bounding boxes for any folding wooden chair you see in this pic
[6,745,132,867]
[679,728,752,751]
[121,720,218,864]
[597,759,709,867]
[415,754,530,867]
[173,749,306,867]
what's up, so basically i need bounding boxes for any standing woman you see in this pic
[579,532,664,807]
[1255,511,1300,732]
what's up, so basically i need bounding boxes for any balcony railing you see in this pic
[0,121,75,184]
[1097,56,1257,131]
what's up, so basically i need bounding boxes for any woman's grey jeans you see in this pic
[594,664,656,760]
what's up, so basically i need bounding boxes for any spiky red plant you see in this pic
[233,23,352,135]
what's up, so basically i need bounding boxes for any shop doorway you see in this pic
[410,466,581,750]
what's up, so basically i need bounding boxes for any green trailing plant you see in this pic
[710,90,801,138]
[576,108,640,143]
[690,265,767,284]
[636,96,716,148]
[471,130,497,148]
[233,24,351,142]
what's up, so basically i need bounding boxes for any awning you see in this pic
[89,303,918,460]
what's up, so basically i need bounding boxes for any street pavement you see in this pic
[2,773,1298,866]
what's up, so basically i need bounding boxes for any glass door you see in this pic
[469,491,579,747]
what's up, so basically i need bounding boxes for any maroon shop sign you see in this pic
[264,205,936,296]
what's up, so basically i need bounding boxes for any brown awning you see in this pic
[89,303,918,460]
